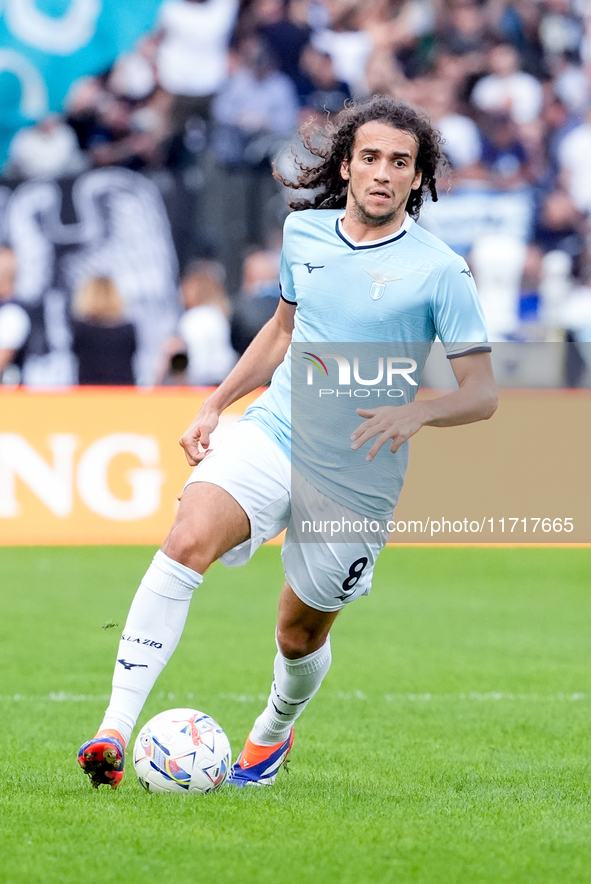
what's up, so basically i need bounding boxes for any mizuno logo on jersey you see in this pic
[364,268,402,300]
[304,263,324,273]
[461,268,472,277]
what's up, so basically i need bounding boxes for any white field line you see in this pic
[0,691,587,703]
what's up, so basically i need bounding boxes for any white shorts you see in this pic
[185,420,385,612]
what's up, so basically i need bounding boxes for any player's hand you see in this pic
[179,406,220,466]
[351,404,426,462]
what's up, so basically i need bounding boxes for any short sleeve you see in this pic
[431,256,490,358]
[279,220,297,305]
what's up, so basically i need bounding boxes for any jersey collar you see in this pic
[336,213,411,250]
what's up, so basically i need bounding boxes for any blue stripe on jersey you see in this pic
[279,283,297,305]
[448,345,492,358]
[335,218,409,250]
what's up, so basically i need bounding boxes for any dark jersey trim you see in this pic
[447,345,492,359]
[335,219,408,250]
[280,292,297,305]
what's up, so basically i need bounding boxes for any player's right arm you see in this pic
[179,298,296,465]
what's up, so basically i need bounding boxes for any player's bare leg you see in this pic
[161,481,250,573]
[275,582,339,658]
[228,583,338,786]
[78,482,250,788]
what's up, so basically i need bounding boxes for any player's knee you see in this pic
[276,625,319,660]
[162,522,215,574]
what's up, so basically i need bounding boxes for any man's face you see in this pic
[340,121,422,229]
[488,44,518,77]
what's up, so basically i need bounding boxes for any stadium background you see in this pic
[1,6,591,884]
[0,0,589,545]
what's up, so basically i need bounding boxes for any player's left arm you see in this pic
[351,350,498,462]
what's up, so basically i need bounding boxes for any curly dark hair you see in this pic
[274,95,443,219]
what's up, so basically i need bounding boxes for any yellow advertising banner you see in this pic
[1,388,590,545]
[397,388,591,544]
[0,388,259,545]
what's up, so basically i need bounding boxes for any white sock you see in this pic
[100,550,202,744]
[250,636,332,746]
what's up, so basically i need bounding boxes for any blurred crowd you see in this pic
[1,0,591,387]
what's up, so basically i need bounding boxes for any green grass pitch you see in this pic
[1,544,591,884]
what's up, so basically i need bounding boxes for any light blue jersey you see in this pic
[243,209,489,519]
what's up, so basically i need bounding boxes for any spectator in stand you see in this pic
[430,47,480,101]
[212,34,299,168]
[538,0,585,63]
[478,111,531,189]
[3,0,590,365]
[65,75,116,154]
[541,94,581,187]
[6,114,87,179]
[230,248,281,355]
[88,91,173,170]
[66,44,174,171]
[108,39,159,105]
[533,188,586,270]
[159,260,237,386]
[287,0,437,101]
[253,0,312,87]
[364,33,408,98]
[0,247,30,385]
[368,0,437,80]
[486,0,546,77]
[436,0,491,59]
[70,276,137,385]
[158,348,191,386]
[471,40,544,125]
[419,77,482,172]
[155,0,239,132]
[558,105,591,216]
[550,51,589,117]
[559,260,591,380]
[431,0,494,100]
[297,44,351,117]
[310,1,375,97]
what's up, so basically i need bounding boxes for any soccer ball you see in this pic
[133,708,232,793]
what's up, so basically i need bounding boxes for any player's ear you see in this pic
[340,158,350,181]
[411,169,422,190]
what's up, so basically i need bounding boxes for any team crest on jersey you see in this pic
[364,268,402,300]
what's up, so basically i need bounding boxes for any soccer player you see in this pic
[78,95,497,789]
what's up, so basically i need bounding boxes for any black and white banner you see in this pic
[0,167,180,385]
